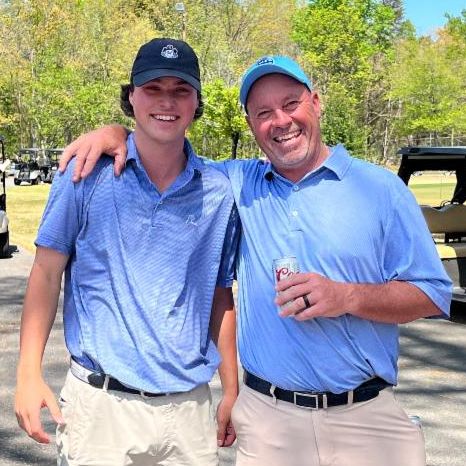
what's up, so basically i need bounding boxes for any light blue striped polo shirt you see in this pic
[36,134,239,393]
[215,144,452,393]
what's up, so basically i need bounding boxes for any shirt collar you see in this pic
[320,144,352,180]
[126,132,204,176]
[263,144,352,182]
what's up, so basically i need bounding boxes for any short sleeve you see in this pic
[35,160,83,256]
[382,186,452,316]
[216,205,240,287]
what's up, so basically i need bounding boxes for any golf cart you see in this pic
[0,135,10,257]
[6,160,18,176]
[42,148,63,183]
[14,148,43,185]
[397,146,466,315]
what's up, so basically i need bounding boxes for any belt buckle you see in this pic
[293,392,327,410]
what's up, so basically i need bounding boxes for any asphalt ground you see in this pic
[1,247,465,465]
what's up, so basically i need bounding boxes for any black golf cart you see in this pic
[42,148,63,183]
[0,136,10,257]
[397,146,466,316]
[14,148,43,185]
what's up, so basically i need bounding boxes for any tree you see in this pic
[292,0,405,160]
[0,0,300,158]
[0,0,153,154]
[389,25,466,145]
[189,80,255,159]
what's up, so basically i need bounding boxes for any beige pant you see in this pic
[231,385,425,466]
[56,371,218,466]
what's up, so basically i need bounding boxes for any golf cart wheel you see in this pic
[32,177,39,185]
[0,231,9,258]
[14,179,20,185]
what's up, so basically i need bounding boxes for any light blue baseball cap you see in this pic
[239,56,313,110]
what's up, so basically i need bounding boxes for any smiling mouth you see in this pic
[151,114,178,121]
[273,130,301,143]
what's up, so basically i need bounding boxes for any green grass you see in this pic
[7,184,51,253]
[409,182,456,206]
[3,175,458,254]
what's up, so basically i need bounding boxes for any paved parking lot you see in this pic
[1,246,465,465]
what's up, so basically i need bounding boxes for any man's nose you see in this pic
[271,109,292,127]
[157,91,175,108]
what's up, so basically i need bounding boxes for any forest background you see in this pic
[0,0,465,164]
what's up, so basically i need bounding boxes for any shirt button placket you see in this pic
[289,185,301,231]
[152,199,163,227]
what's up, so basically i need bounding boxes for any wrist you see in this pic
[344,283,359,316]
[221,385,239,399]
[17,360,43,381]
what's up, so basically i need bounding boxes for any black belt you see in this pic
[244,371,391,410]
[87,373,169,398]
[70,359,171,398]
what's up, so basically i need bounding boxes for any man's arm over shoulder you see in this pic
[203,157,266,181]
[59,124,130,181]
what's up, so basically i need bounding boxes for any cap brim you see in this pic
[240,64,309,107]
[133,69,201,92]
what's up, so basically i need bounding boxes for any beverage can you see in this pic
[273,256,300,312]
[273,256,300,284]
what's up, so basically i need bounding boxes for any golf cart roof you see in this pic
[45,148,64,154]
[20,148,42,152]
[398,146,466,176]
[19,148,44,158]
[397,146,466,204]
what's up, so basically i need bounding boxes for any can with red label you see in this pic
[273,256,299,311]
[273,256,300,284]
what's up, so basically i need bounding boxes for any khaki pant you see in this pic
[231,385,425,466]
[56,371,218,466]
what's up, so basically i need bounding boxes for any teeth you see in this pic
[153,115,177,121]
[275,130,300,143]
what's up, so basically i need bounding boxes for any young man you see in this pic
[59,56,452,466]
[15,38,239,466]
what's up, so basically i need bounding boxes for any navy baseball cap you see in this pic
[240,56,312,108]
[131,38,201,92]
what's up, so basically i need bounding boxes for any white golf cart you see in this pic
[0,135,10,257]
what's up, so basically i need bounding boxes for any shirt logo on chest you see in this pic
[186,214,198,226]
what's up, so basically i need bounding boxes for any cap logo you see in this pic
[256,57,274,66]
[161,45,178,59]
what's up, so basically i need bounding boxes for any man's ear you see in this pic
[310,91,321,118]
[129,90,134,107]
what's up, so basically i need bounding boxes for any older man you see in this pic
[59,55,451,466]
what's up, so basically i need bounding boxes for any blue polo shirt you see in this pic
[216,144,451,393]
[36,134,239,393]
